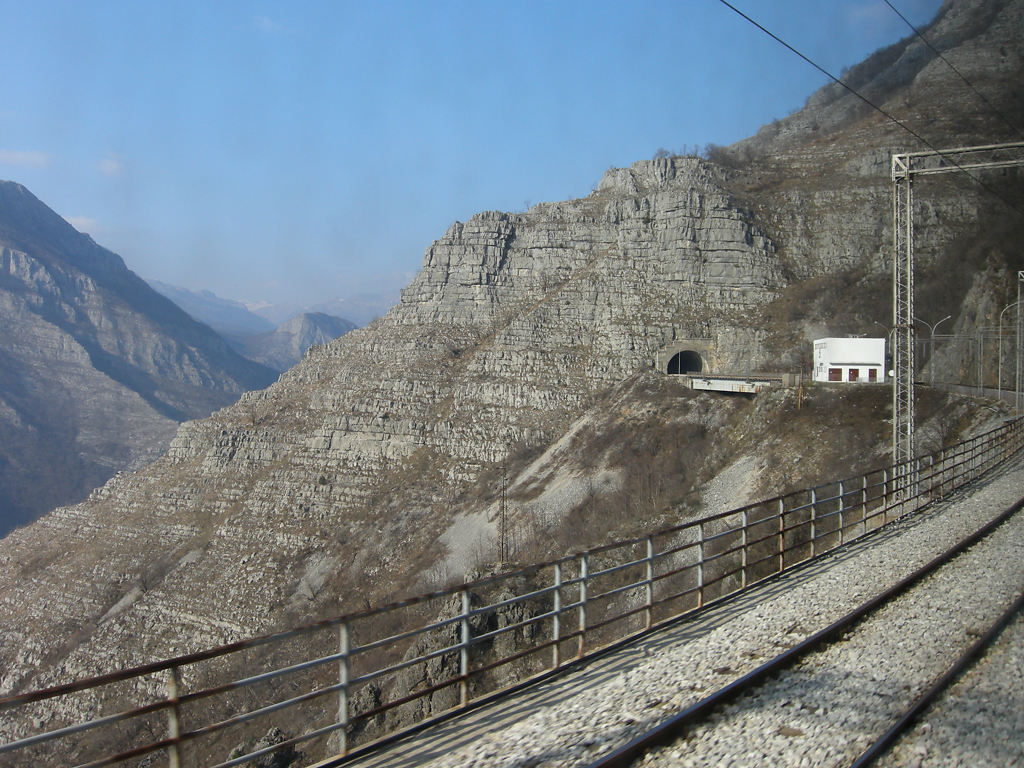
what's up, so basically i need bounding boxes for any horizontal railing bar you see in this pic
[701,543,748,564]
[584,604,650,635]
[73,736,174,768]
[652,539,701,560]
[701,527,744,544]
[650,562,699,585]
[744,550,782,571]
[586,557,649,581]
[469,608,561,645]
[213,718,346,768]
[469,633,574,678]
[587,578,649,604]
[649,585,701,608]
[349,641,462,688]
[181,676,342,745]
[0,697,170,754]
[350,613,462,658]
[349,674,461,726]
[465,583,563,618]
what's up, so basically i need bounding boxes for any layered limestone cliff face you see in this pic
[0,0,1021,741]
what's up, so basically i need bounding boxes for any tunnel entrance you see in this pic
[667,350,703,375]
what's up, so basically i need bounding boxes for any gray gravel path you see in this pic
[338,456,1024,768]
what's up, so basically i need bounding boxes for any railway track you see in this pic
[586,497,1024,768]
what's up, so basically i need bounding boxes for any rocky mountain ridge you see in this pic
[0,2,1021,762]
[0,182,277,535]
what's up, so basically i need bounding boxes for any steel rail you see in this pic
[583,496,1024,768]
[848,587,1024,768]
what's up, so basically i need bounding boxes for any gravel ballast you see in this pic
[344,456,1024,768]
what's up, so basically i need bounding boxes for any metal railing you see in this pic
[2,417,1022,768]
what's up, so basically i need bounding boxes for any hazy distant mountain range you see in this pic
[149,278,396,332]
[148,281,358,371]
[147,281,275,336]
[227,312,357,371]
[246,292,396,328]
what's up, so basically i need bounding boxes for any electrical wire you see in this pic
[883,0,1023,139]
[715,0,1024,219]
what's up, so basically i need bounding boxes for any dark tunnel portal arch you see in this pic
[667,350,703,375]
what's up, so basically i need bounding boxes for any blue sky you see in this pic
[0,0,943,318]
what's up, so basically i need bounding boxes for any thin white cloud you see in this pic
[254,15,284,33]
[0,150,53,168]
[99,152,125,176]
[64,215,101,234]
[846,2,892,30]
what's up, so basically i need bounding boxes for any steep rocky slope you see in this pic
[148,280,276,337]
[0,183,277,535]
[0,1,1021,760]
[722,0,1024,364]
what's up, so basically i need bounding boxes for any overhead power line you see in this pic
[715,0,1024,219]
[883,0,1023,139]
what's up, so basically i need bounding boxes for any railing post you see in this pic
[552,563,562,669]
[337,619,350,755]
[697,522,705,608]
[882,468,889,523]
[913,457,922,512]
[809,488,817,558]
[459,589,471,706]
[740,509,748,588]
[861,474,868,532]
[166,666,182,768]
[838,480,845,545]
[777,499,785,573]
[578,553,588,657]
[947,445,955,492]
[644,536,654,630]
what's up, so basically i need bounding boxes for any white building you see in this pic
[813,337,886,383]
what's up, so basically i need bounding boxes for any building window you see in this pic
[849,368,860,381]
[869,369,878,382]
[828,368,842,381]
